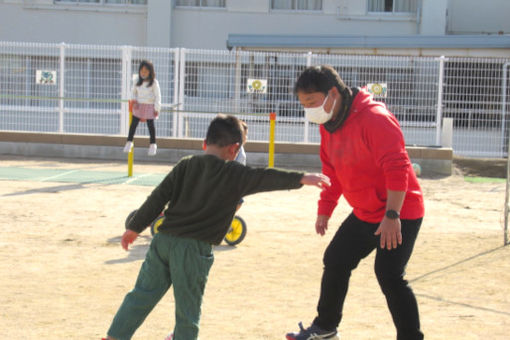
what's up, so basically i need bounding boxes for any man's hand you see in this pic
[301,173,331,189]
[121,229,139,251]
[315,214,330,236]
[374,217,402,250]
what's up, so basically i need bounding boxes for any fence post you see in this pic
[435,56,446,146]
[441,117,453,148]
[234,48,241,114]
[503,62,510,246]
[303,51,313,143]
[501,62,509,158]
[120,46,132,136]
[178,48,186,138]
[172,48,180,138]
[59,42,65,133]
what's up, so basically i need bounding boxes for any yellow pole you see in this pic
[128,103,134,177]
[268,112,276,168]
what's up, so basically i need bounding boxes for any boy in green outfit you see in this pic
[103,114,330,340]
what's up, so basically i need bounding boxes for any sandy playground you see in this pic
[0,155,509,339]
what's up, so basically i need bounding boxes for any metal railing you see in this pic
[1,41,509,157]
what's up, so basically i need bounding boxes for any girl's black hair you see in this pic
[136,60,156,87]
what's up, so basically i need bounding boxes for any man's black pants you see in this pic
[313,213,423,340]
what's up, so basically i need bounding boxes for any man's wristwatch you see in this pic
[385,210,400,219]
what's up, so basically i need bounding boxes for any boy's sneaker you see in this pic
[123,141,133,153]
[148,143,157,156]
[286,322,339,340]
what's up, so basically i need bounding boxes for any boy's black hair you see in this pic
[136,60,156,87]
[294,65,355,133]
[205,114,243,147]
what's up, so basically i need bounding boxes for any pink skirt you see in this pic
[133,103,157,121]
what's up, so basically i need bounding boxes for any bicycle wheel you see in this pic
[150,215,165,236]
[224,215,247,246]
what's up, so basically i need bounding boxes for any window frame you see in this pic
[54,0,147,6]
[270,0,323,13]
[366,0,417,16]
[174,0,227,9]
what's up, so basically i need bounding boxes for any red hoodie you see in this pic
[318,88,424,223]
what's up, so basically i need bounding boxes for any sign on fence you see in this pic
[367,83,387,98]
[246,78,267,94]
[36,70,56,85]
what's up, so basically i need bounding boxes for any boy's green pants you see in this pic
[107,232,214,340]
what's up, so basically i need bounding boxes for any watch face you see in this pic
[386,210,400,219]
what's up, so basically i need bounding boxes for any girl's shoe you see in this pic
[148,143,157,156]
[164,333,173,340]
[286,322,339,340]
[123,141,133,153]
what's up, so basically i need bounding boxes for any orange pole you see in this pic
[128,100,134,177]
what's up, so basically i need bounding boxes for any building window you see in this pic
[367,0,417,14]
[271,0,323,11]
[55,0,147,4]
[175,0,226,8]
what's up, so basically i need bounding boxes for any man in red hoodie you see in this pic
[286,65,425,340]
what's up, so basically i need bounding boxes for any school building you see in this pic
[1,0,509,58]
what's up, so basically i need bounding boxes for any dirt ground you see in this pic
[0,155,509,339]
[452,156,508,178]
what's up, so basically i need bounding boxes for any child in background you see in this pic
[235,120,248,211]
[235,120,248,165]
[103,114,330,340]
[123,60,161,156]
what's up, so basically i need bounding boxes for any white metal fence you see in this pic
[1,41,509,158]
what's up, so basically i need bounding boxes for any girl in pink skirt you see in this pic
[124,60,161,156]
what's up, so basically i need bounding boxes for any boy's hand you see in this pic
[121,230,139,251]
[301,173,331,189]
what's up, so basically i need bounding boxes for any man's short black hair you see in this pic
[295,65,354,133]
[294,65,348,95]
[205,114,243,147]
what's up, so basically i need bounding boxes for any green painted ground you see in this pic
[464,176,506,183]
[1,165,506,186]
[0,166,165,187]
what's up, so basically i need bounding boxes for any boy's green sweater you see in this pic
[128,154,304,245]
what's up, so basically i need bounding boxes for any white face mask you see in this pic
[304,95,336,124]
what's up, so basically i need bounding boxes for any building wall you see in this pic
[0,0,146,46]
[447,0,510,35]
[170,10,417,50]
[419,0,447,35]
[170,1,418,49]
[0,0,508,50]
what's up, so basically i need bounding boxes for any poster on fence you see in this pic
[36,70,57,85]
[367,83,387,98]
[246,78,267,94]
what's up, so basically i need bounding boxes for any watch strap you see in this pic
[385,209,400,219]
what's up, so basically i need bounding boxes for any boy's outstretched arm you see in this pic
[301,173,331,189]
